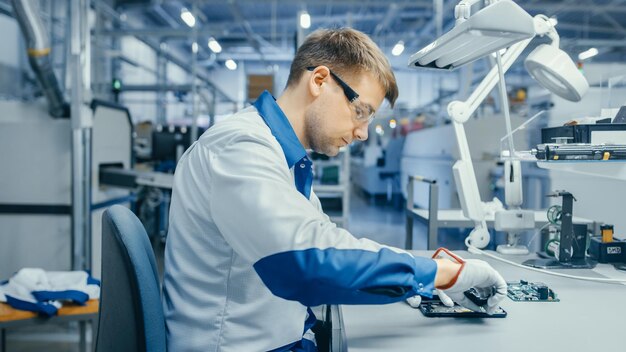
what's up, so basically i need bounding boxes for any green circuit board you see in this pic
[507,280,559,302]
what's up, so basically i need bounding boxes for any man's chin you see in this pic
[326,146,341,157]
[312,146,340,157]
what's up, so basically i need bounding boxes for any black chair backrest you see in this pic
[96,205,166,352]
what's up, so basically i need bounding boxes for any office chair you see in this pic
[96,205,166,352]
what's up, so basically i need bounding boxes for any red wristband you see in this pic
[432,247,465,290]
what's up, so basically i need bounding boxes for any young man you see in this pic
[162,28,506,352]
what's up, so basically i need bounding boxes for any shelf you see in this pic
[313,184,346,194]
[309,148,350,229]
[537,160,626,181]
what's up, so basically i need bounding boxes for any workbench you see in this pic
[341,251,626,351]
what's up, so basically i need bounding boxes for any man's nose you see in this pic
[354,123,368,141]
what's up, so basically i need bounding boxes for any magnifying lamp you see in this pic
[525,44,588,102]
[407,0,589,249]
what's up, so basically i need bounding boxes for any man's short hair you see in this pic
[286,28,399,107]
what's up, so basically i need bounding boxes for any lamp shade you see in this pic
[408,0,535,70]
[524,44,589,102]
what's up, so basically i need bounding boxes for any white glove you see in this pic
[406,289,455,309]
[406,294,423,308]
[438,258,507,314]
[406,249,506,314]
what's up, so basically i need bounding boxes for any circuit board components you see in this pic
[507,280,559,302]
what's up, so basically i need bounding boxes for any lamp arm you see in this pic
[446,37,534,249]
[532,14,559,46]
[447,38,532,124]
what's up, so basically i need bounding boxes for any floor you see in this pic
[3,189,427,352]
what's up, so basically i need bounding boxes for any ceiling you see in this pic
[112,0,626,66]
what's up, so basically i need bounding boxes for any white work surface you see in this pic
[341,250,626,351]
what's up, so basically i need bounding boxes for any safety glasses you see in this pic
[307,66,375,124]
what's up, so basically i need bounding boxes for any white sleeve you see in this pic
[206,134,437,307]
[309,190,330,222]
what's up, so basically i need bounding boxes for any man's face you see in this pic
[304,68,385,156]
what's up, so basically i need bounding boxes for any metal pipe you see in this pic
[191,1,199,143]
[92,1,234,104]
[11,0,69,118]
[69,0,91,271]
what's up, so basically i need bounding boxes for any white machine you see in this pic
[408,0,589,249]
[0,100,135,279]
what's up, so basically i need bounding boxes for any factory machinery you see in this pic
[0,0,173,279]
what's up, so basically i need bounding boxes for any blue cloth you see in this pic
[254,90,313,199]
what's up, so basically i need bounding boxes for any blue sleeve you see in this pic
[254,247,437,307]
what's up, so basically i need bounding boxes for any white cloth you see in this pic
[0,268,100,315]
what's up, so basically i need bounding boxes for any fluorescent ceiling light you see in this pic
[408,0,534,70]
[578,47,598,61]
[299,11,311,29]
[392,41,405,56]
[180,8,196,28]
[208,37,222,53]
[225,59,237,70]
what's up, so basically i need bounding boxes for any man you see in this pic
[163,28,507,352]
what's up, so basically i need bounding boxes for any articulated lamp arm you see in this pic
[447,38,532,248]
[448,15,559,248]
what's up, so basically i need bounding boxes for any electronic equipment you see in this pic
[533,144,626,161]
[507,280,559,302]
[524,191,596,269]
[464,287,493,307]
[541,124,626,144]
[589,237,626,263]
[418,295,507,318]
[152,126,206,162]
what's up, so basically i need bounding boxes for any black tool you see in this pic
[463,287,493,307]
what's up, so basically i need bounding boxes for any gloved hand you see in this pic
[406,294,423,308]
[435,248,507,315]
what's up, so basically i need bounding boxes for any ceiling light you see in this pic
[208,37,222,53]
[392,41,405,56]
[180,8,196,28]
[299,11,311,29]
[578,47,598,61]
[225,59,237,70]
[191,42,198,53]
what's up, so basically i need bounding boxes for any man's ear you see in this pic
[308,67,330,98]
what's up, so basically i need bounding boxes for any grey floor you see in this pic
[347,190,413,248]
[3,189,424,352]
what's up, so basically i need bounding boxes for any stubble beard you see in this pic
[304,108,340,157]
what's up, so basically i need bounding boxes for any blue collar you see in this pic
[253,90,307,168]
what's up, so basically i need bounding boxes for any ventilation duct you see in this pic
[12,0,69,118]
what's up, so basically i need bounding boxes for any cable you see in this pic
[465,242,626,284]
[526,222,551,249]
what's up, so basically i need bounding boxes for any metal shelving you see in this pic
[312,148,351,229]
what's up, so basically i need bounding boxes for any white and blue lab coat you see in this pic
[162,91,438,352]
